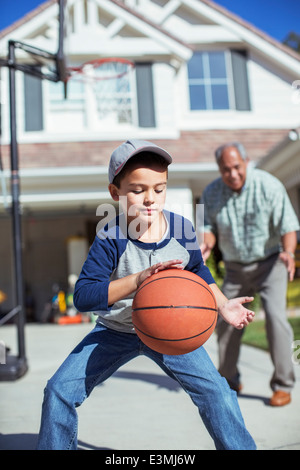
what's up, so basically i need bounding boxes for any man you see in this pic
[201,142,299,406]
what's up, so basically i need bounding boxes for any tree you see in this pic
[283,31,300,53]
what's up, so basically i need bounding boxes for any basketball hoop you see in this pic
[64,58,135,124]
[66,58,135,82]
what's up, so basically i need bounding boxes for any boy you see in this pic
[37,139,256,450]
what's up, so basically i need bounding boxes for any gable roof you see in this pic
[0,0,193,62]
[1,0,299,67]
[200,0,300,62]
[155,0,300,75]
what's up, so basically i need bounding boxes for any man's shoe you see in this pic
[269,390,291,407]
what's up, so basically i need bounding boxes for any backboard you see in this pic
[0,0,68,84]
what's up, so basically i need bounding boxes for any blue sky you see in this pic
[0,0,299,42]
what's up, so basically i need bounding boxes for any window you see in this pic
[47,65,135,127]
[45,63,156,130]
[48,79,85,110]
[93,66,134,124]
[188,51,229,110]
[188,50,251,111]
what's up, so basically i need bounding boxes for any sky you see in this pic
[0,0,299,42]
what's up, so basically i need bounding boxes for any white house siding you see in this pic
[247,54,300,129]
[0,0,299,320]
[177,53,299,131]
[3,52,298,141]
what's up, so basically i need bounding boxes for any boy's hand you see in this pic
[218,297,255,329]
[136,259,183,288]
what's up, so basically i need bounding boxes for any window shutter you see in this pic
[135,63,156,127]
[24,71,44,131]
[231,50,251,111]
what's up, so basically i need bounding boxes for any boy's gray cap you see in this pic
[109,139,172,183]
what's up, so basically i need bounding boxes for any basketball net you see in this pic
[65,58,135,124]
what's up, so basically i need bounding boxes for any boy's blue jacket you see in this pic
[74,210,215,333]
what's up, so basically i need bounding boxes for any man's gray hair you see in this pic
[215,142,247,163]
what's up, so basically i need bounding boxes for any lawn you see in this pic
[242,279,300,351]
[287,278,300,308]
[207,257,300,351]
[242,317,300,351]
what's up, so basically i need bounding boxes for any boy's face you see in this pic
[109,163,168,226]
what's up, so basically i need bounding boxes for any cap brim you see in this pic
[130,145,172,164]
[114,146,172,179]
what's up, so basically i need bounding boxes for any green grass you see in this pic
[206,256,300,350]
[242,317,300,351]
[240,279,300,350]
[207,257,300,309]
[287,278,300,308]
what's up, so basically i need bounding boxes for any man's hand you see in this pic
[279,251,295,282]
[200,232,216,263]
[200,243,212,263]
[281,232,297,281]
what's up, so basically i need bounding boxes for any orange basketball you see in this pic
[132,269,217,355]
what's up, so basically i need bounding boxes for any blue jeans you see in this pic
[37,323,256,450]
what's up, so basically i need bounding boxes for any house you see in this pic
[0,0,299,320]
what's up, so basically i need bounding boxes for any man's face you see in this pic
[218,147,248,192]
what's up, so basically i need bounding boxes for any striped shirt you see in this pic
[201,166,300,263]
[74,210,215,333]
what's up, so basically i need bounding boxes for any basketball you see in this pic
[132,269,217,355]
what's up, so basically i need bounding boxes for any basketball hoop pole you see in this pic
[0,41,27,381]
[0,0,66,381]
